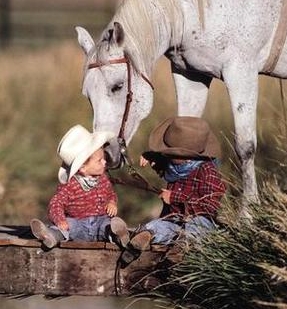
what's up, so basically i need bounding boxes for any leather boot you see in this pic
[119,230,153,268]
[109,217,130,248]
[30,218,64,248]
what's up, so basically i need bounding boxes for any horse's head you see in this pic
[76,23,154,168]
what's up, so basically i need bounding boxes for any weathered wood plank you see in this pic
[0,226,169,297]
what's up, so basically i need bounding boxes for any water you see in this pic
[0,295,160,309]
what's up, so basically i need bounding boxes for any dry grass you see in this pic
[11,0,118,11]
[0,43,91,223]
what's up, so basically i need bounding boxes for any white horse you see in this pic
[75,0,287,205]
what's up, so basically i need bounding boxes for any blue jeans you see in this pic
[50,215,111,242]
[145,215,216,245]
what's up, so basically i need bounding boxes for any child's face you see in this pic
[79,148,106,177]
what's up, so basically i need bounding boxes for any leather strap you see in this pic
[88,57,128,69]
[263,0,287,73]
[88,57,154,140]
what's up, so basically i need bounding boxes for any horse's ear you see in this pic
[113,22,124,46]
[102,22,124,46]
[75,26,95,55]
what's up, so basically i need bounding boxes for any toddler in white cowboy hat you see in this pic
[120,116,226,266]
[30,125,129,249]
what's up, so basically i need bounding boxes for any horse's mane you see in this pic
[93,0,183,75]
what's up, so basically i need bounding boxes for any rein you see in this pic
[88,57,159,195]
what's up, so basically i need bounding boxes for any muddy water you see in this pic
[0,295,159,309]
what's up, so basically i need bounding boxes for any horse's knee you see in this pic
[234,139,258,203]
[236,140,256,163]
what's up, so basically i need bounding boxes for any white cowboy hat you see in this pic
[57,125,115,184]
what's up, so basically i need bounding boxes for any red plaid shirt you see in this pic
[48,174,117,226]
[165,161,226,219]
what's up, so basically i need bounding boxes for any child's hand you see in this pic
[106,202,118,217]
[159,189,171,204]
[57,220,69,231]
[140,155,155,167]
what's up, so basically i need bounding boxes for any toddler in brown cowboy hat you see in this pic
[120,116,226,266]
[30,125,129,249]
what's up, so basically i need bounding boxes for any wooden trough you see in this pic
[0,225,170,297]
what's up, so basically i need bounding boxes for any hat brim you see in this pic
[149,118,222,159]
[58,131,114,184]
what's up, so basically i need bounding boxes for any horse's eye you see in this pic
[111,83,123,93]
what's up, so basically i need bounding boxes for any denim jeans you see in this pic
[50,215,111,242]
[145,215,216,245]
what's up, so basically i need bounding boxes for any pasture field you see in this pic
[4,0,118,47]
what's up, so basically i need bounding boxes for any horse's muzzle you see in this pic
[105,138,126,169]
[105,151,125,169]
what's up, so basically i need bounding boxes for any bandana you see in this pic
[74,175,99,191]
[164,158,220,183]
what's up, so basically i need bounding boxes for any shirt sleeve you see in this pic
[48,183,69,226]
[170,163,226,217]
[101,174,118,204]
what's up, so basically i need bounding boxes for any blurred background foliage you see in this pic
[0,0,287,226]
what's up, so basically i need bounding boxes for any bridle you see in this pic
[87,57,154,142]
[87,57,159,195]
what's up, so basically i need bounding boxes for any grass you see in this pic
[11,0,118,11]
[143,181,287,309]
[0,43,91,223]
[3,0,117,48]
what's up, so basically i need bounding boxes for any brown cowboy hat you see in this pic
[148,116,221,159]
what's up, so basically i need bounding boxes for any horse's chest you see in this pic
[165,45,222,78]
[165,47,187,69]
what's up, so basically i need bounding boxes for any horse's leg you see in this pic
[172,68,212,116]
[223,63,259,213]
